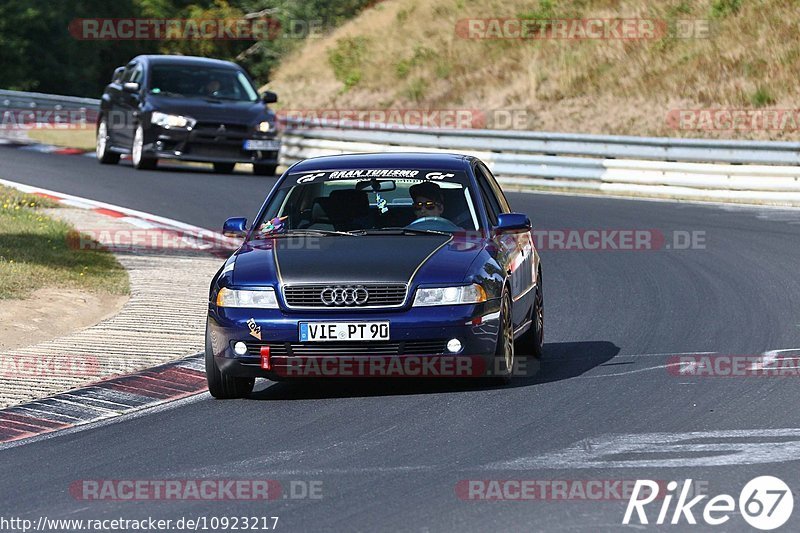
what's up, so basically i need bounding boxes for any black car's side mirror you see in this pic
[261,91,278,104]
[122,82,140,93]
[495,213,531,233]
[223,217,248,238]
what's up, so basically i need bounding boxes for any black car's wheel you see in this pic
[491,290,515,384]
[96,118,120,165]
[131,125,157,170]
[205,325,254,399]
[515,272,544,360]
[253,163,277,176]
[213,162,236,174]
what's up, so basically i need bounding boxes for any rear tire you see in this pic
[205,324,254,399]
[515,275,544,360]
[253,163,277,176]
[96,118,120,165]
[213,162,236,174]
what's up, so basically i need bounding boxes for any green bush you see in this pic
[328,36,369,89]
[749,86,776,107]
[710,0,743,18]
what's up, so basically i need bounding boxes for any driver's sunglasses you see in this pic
[413,201,441,210]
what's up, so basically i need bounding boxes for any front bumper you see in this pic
[207,301,502,379]
[145,125,279,164]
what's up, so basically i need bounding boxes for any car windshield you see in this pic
[251,169,481,238]
[148,65,259,102]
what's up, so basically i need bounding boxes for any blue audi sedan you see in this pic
[206,153,543,398]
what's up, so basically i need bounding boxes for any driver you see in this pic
[203,79,221,96]
[409,181,445,219]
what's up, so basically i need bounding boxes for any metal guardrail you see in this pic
[2,89,800,202]
[279,118,800,202]
[279,117,800,166]
[0,89,100,111]
[2,90,798,166]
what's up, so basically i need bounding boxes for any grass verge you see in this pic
[0,185,129,299]
[25,127,96,151]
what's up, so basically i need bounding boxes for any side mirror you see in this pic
[112,67,125,83]
[495,213,531,233]
[261,91,278,104]
[222,217,248,238]
[122,82,140,93]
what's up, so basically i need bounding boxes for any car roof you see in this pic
[132,55,242,70]
[287,152,475,173]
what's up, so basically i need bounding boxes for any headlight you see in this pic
[151,111,196,129]
[413,284,487,306]
[256,121,272,133]
[216,287,278,308]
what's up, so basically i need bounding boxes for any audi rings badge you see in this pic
[320,286,369,306]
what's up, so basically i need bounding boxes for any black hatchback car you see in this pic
[96,55,280,175]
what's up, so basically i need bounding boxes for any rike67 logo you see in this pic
[623,476,793,530]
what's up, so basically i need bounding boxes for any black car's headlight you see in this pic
[256,120,273,133]
[216,287,278,309]
[151,111,196,129]
[412,284,487,306]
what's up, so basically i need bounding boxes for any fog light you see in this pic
[447,338,462,353]
[234,341,248,355]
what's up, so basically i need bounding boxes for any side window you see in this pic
[474,165,500,226]
[121,63,138,83]
[130,65,143,84]
[478,164,511,213]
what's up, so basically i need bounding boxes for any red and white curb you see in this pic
[0,177,239,252]
[0,179,242,444]
[0,355,205,445]
[0,137,96,156]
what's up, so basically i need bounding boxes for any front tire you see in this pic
[96,118,119,165]
[131,125,157,170]
[491,291,515,384]
[205,326,254,399]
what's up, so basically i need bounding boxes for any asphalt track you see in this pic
[2,146,800,531]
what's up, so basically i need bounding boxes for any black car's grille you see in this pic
[245,340,448,357]
[194,122,249,134]
[187,144,244,158]
[283,284,407,308]
[191,122,250,146]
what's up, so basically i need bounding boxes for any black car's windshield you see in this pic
[148,65,259,102]
[251,169,481,238]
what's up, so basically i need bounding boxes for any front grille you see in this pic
[283,284,407,308]
[245,340,448,357]
[191,122,250,147]
[194,122,249,133]
[187,145,245,158]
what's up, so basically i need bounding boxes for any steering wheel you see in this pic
[406,216,460,232]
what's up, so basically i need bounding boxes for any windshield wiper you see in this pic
[248,228,355,239]
[209,96,251,102]
[285,228,354,236]
[349,227,450,236]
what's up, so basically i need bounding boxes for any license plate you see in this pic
[299,322,389,342]
[243,139,280,151]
